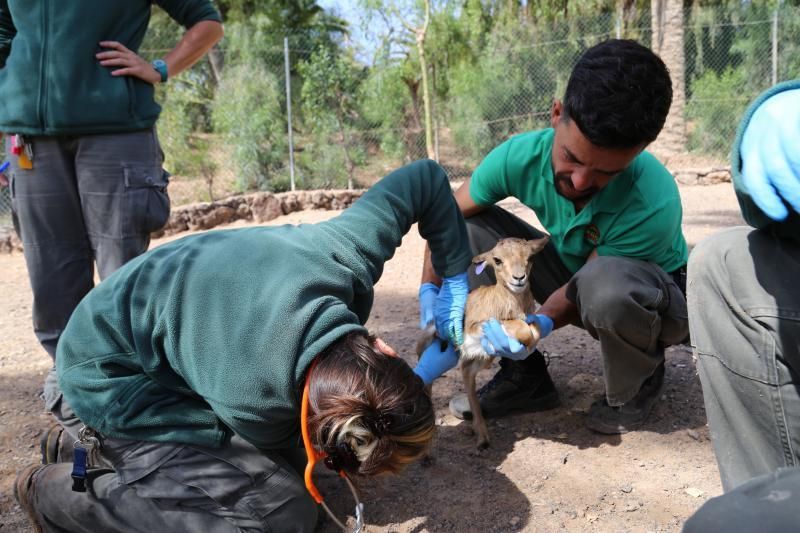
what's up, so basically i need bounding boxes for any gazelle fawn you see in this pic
[459,237,549,450]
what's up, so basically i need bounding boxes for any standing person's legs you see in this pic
[41,128,172,451]
[7,136,94,360]
[16,436,317,533]
[688,226,800,491]
[75,128,170,279]
[9,135,95,455]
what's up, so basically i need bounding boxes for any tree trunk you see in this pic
[416,0,435,160]
[650,0,686,158]
[207,45,225,87]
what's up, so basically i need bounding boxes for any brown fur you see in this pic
[418,237,549,451]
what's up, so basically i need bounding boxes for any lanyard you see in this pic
[301,360,365,532]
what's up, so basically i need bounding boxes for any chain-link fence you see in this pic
[1,5,798,230]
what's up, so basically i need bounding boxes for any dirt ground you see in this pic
[0,181,745,532]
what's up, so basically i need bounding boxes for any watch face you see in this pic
[152,59,168,82]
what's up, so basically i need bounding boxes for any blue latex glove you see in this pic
[418,283,440,329]
[480,314,554,360]
[413,340,459,385]
[434,272,469,346]
[740,89,800,221]
[480,319,530,360]
[526,313,554,339]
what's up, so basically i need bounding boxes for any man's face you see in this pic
[549,100,644,204]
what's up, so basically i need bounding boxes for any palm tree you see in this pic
[651,0,687,157]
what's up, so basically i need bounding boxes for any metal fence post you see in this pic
[771,9,778,86]
[284,36,296,191]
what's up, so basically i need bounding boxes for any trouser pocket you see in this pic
[123,164,171,234]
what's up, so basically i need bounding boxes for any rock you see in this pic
[685,487,704,498]
[621,484,633,493]
[687,429,700,441]
[249,193,283,223]
[509,516,520,527]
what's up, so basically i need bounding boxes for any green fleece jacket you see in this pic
[731,79,800,243]
[57,160,472,450]
[0,0,220,135]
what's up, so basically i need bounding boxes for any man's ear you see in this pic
[551,99,563,128]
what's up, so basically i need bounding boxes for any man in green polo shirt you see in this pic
[416,39,689,434]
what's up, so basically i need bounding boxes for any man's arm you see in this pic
[536,249,598,329]
[96,20,223,85]
[420,177,487,285]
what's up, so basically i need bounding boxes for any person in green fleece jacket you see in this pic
[682,82,800,532]
[13,160,472,532]
[0,1,223,442]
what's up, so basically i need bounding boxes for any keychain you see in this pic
[71,426,101,493]
[10,134,33,169]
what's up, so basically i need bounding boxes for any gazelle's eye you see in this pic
[493,257,503,266]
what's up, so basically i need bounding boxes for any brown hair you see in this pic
[307,332,435,476]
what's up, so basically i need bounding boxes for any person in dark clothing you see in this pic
[13,160,471,532]
[0,2,224,433]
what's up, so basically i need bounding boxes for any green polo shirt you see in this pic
[470,129,688,274]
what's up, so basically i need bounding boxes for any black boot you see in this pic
[585,361,665,434]
[449,350,560,420]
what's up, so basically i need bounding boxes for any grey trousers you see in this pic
[688,226,800,491]
[26,435,317,533]
[682,467,800,532]
[7,128,170,359]
[467,206,688,405]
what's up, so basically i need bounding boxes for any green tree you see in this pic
[211,63,287,191]
[300,47,366,189]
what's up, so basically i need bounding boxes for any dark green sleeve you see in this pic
[0,1,16,67]
[323,160,473,283]
[731,79,800,231]
[155,0,222,27]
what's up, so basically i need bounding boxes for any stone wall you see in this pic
[0,189,364,254]
[672,167,732,186]
[0,168,732,254]
[152,189,364,238]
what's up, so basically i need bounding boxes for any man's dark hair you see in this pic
[562,39,673,149]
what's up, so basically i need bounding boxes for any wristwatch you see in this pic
[151,59,168,83]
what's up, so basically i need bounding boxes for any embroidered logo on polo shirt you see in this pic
[584,224,600,245]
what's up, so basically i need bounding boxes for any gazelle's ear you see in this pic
[472,251,491,275]
[528,236,549,255]
[471,251,490,265]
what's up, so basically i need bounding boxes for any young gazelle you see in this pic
[458,237,549,449]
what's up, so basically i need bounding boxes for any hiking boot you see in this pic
[39,423,71,465]
[449,350,560,420]
[586,361,666,435]
[13,464,44,533]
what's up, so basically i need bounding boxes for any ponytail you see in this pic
[307,333,435,476]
